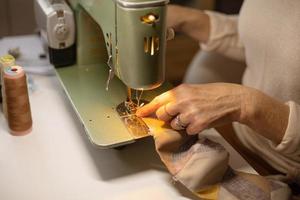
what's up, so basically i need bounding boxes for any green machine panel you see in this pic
[56,64,169,148]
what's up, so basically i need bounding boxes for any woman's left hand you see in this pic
[137,83,289,144]
[136,83,247,135]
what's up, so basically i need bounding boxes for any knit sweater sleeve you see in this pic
[272,101,300,159]
[201,11,245,62]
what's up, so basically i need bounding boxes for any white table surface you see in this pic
[0,35,255,200]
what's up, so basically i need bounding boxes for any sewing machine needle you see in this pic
[137,89,143,107]
[127,87,132,103]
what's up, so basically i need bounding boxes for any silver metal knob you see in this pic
[54,23,69,41]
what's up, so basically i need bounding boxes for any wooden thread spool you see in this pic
[3,66,32,136]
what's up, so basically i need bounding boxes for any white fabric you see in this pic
[200,0,300,182]
[174,140,229,191]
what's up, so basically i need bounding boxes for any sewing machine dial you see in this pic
[54,23,69,41]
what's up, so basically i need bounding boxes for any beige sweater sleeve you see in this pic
[201,11,245,62]
[273,101,300,158]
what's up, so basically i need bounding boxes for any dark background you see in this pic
[172,0,243,13]
[0,0,244,38]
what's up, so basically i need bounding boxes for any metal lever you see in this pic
[106,55,114,91]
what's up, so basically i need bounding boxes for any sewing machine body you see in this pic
[54,0,170,148]
[68,0,167,89]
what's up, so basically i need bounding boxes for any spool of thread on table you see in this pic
[3,65,32,136]
[0,55,16,112]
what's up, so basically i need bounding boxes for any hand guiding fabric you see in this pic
[137,83,289,144]
[137,83,244,135]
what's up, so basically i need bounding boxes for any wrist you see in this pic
[179,8,210,43]
[236,87,258,124]
[238,87,290,143]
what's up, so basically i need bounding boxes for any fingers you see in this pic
[136,91,173,117]
[186,118,208,135]
[136,84,190,117]
[156,102,179,121]
[186,123,203,135]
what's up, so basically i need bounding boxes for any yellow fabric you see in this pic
[196,185,219,200]
[143,117,167,134]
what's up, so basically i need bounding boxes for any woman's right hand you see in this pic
[167,5,210,43]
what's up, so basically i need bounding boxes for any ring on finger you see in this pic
[174,115,188,130]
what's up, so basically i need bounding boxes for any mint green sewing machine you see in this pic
[48,0,170,148]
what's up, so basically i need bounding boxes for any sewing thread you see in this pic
[3,65,32,136]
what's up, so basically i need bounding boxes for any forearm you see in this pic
[239,88,289,144]
[168,5,210,43]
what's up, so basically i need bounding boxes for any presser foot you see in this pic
[116,99,149,138]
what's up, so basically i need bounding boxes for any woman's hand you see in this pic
[136,83,289,144]
[167,5,210,43]
[137,83,245,134]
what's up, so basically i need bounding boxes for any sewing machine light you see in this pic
[141,13,159,25]
[148,15,156,21]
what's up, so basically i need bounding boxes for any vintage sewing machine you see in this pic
[35,0,170,148]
